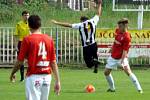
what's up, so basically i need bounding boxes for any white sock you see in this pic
[129,73,142,91]
[106,74,115,90]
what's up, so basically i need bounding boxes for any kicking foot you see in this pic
[93,59,104,65]
[107,89,115,92]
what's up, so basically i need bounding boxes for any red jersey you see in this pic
[18,34,56,76]
[111,29,131,59]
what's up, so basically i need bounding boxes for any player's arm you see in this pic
[10,60,23,82]
[10,38,28,82]
[121,37,131,65]
[90,0,102,25]
[52,20,72,28]
[120,50,128,70]
[108,48,112,53]
[51,61,61,95]
[14,24,19,52]
[120,50,128,64]
[50,40,61,95]
[96,0,102,16]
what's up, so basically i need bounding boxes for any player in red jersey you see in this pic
[104,18,143,93]
[10,15,61,100]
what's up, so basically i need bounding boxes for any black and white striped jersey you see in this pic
[72,15,99,47]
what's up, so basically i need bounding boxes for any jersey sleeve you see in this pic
[50,39,56,62]
[14,24,19,36]
[123,35,131,51]
[17,37,29,61]
[90,15,100,25]
[72,23,82,29]
[115,28,119,36]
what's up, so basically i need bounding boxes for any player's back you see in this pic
[22,34,55,76]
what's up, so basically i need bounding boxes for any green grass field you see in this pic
[0,67,150,100]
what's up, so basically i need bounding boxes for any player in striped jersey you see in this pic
[52,0,102,73]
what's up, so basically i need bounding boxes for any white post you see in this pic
[69,29,71,63]
[11,28,14,63]
[80,0,84,11]
[77,30,79,63]
[65,29,67,63]
[78,0,80,10]
[7,28,9,63]
[137,5,144,30]
[3,29,5,63]
[73,0,76,10]
[60,29,63,63]
[112,0,115,11]
[68,0,72,9]
[73,30,75,62]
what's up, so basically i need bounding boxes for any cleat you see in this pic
[138,90,143,94]
[107,89,115,92]
[93,59,99,74]
[93,68,98,73]
[20,79,24,82]
[93,59,104,65]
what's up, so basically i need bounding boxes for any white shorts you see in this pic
[105,56,129,70]
[25,74,52,100]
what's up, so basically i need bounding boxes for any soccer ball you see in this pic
[85,84,95,93]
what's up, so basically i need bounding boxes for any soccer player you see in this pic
[10,15,61,100]
[51,0,103,73]
[14,10,30,82]
[104,18,143,93]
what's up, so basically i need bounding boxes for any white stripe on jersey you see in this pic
[72,15,99,47]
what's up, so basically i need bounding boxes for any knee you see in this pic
[104,70,110,76]
[85,61,94,68]
[123,67,132,76]
[86,64,93,68]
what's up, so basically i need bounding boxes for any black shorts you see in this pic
[83,42,98,68]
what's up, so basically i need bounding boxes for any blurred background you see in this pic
[0,0,149,28]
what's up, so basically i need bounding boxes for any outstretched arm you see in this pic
[96,0,102,16]
[52,20,72,28]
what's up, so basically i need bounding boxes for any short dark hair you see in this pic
[80,16,89,22]
[118,18,129,24]
[28,15,41,30]
[22,10,29,16]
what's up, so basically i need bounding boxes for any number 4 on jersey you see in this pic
[38,42,47,59]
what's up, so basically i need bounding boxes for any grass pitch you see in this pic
[0,67,149,100]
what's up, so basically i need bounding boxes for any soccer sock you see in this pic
[106,74,115,90]
[20,65,24,80]
[129,73,142,91]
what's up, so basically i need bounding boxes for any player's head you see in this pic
[22,10,29,22]
[117,18,129,32]
[28,15,41,31]
[80,16,89,22]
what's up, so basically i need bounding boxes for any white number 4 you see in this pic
[38,42,47,59]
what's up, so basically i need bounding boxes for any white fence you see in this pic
[0,27,150,66]
[0,27,84,65]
